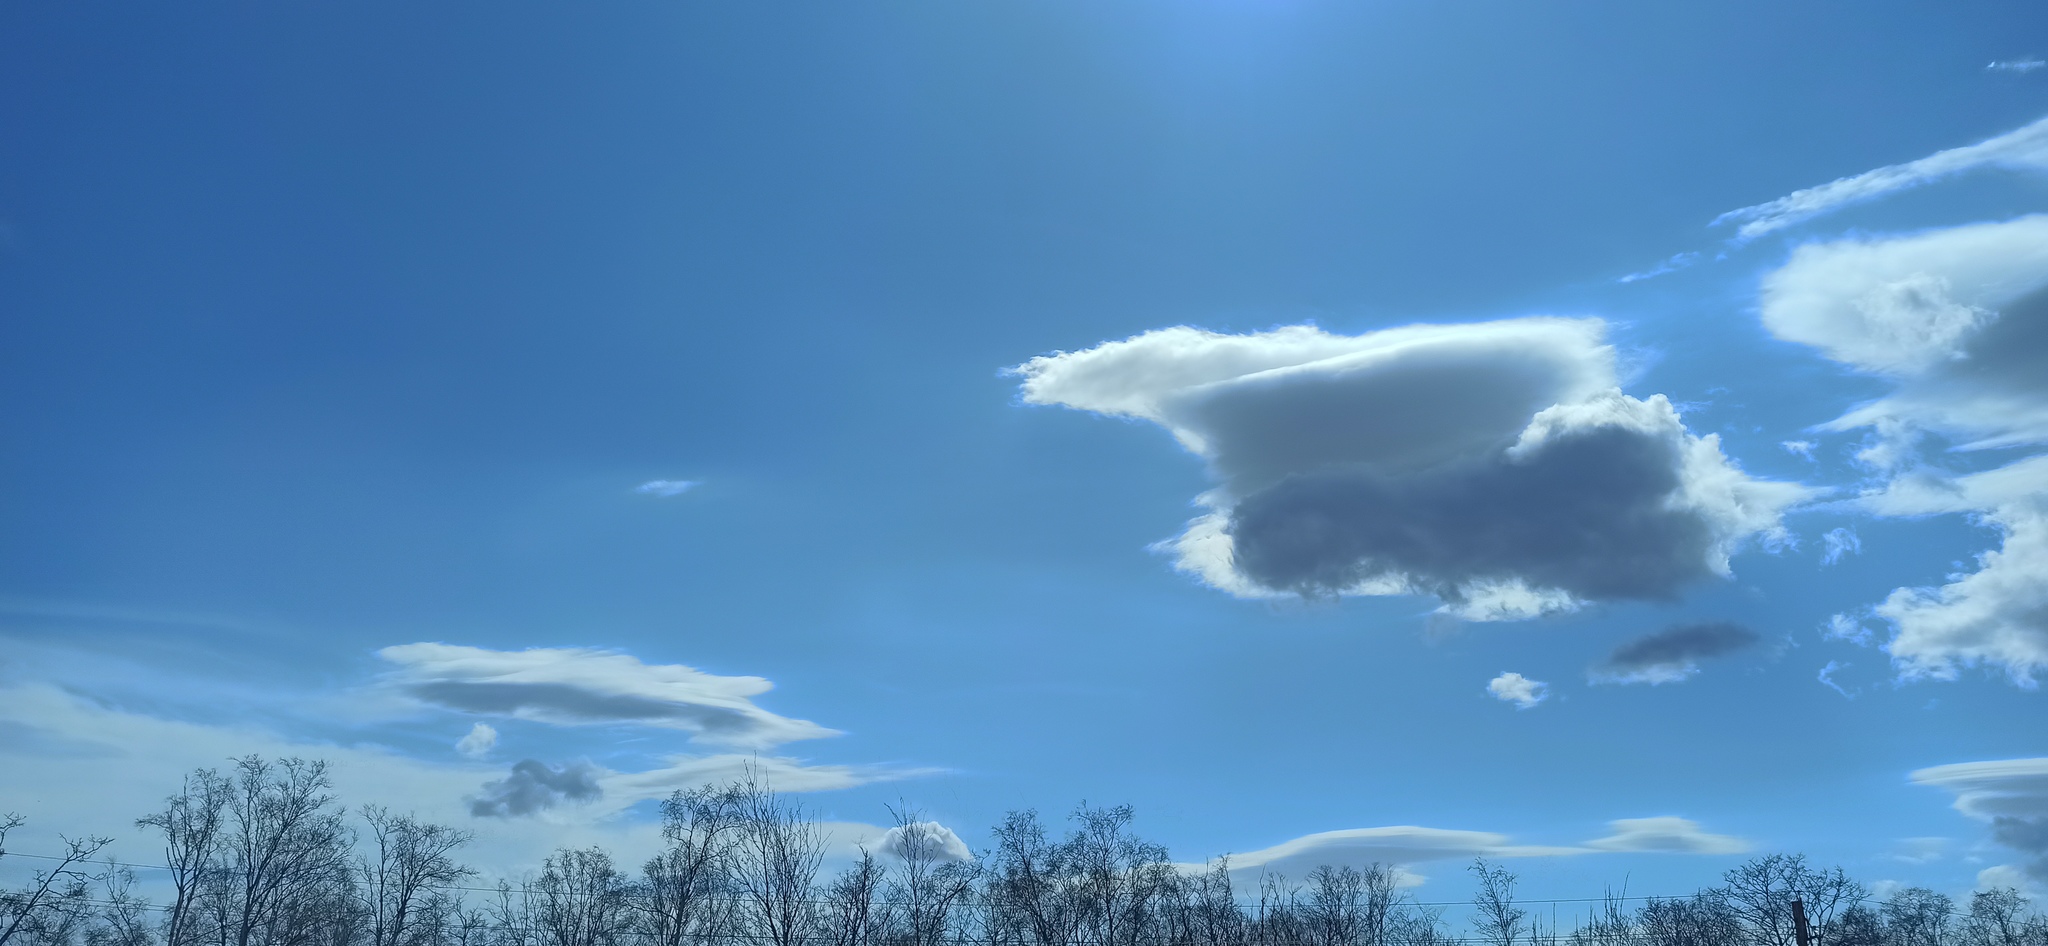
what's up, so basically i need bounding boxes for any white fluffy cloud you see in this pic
[1760,220,2048,684]
[1486,672,1548,709]
[457,721,498,758]
[873,821,975,863]
[1013,320,1806,620]
[1716,115,2048,241]
[1761,217,2048,446]
[378,643,838,748]
[1913,758,2048,883]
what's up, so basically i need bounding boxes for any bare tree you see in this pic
[883,808,977,946]
[639,785,745,946]
[1062,805,1169,946]
[986,810,1078,946]
[530,848,632,946]
[1716,855,1864,946]
[140,772,234,946]
[1468,860,1527,946]
[823,851,891,946]
[356,807,474,946]
[731,778,825,946]
[84,867,157,946]
[1,815,114,946]
[1881,887,1955,946]
[1635,893,1742,946]
[208,757,356,946]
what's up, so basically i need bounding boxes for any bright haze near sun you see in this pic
[2,0,2046,904]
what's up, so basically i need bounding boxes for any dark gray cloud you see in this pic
[1230,424,1714,605]
[468,759,604,818]
[1013,320,1807,621]
[1592,622,1759,685]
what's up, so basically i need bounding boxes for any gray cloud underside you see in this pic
[468,759,604,818]
[1594,622,1760,683]
[1229,425,1716,603]
[377,643,838,748]
[405,680,776,740]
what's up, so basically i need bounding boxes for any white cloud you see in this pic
[1876,503,2048,685]
[636,480,699,497]
[1210,817,1746,878]
[456,722,497,758]
[1582,817,1750,855]
[1013,320,1807,620]
[1760,216,2048,387]
[1759,220,2048,685]
[1988,60,2047,74]
[1486,672,1548,709]
[1782,440,1816,460]
[873,821,974,863]
[1912,757,2048,883]
[1715,116,2048,241]
[377,643,838,748]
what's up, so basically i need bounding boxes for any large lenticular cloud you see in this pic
[1012,318,1807,620]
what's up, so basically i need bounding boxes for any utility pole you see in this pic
[1791,896,1813,946]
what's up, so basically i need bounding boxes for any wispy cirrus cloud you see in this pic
[378,643,838,748]
[636,479,700,497]
[1714,115,2048,241]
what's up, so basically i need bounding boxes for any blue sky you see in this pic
[4,0,2048,914]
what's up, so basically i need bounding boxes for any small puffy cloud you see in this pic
[1591,622,1759,685]
[636,480,700,497]
[1582,817,1750,855]
[378,643,838,748]
[1487,672,1548,709]
[1715,116,2048,241]
[1821,527,1862,565]
[1988,60,2047,74]
[1013,320,1806,621]
[456,722,497,759]
[874,821,974,863]
[1782,440,1816,460]
[1913,758,2048,882]
[468,759,604,818]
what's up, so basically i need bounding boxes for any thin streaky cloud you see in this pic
[1987,60,2046,74]
[1713,114,2048,241]
[636,479,700,497]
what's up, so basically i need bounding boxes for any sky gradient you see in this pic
[4,0,2048,915]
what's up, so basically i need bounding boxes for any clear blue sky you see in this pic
[4,0,2047,910]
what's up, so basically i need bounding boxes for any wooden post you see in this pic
[1792,896,1813,946]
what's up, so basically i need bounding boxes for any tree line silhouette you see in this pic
[3,757,2044,946]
